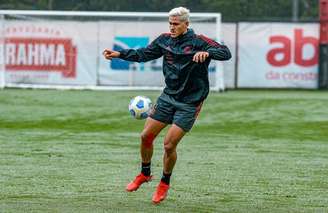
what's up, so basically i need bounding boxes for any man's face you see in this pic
[169,16,189,38]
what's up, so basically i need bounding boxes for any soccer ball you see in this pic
[128,96,152,120]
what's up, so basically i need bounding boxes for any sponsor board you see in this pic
[238,23,318,88]
[1,21,97,85]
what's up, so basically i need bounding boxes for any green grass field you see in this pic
[0,89,327,213]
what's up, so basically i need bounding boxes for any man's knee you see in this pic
[141,131,156,148]
[164,142,176,155]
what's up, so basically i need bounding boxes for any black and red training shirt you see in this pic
[119,28,231,104]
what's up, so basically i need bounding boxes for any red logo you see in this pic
[5,37,77,78]
[266,29,318,67]
[183,46,192,54]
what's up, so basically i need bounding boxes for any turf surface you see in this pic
[0,89,327,212]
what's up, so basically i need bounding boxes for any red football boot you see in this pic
[126,173,153,192]
[152,181,170,204]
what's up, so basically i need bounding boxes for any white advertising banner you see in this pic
[222,23,236,88]
[98,21,219,87]
[238,23,319,88]
[0,39,4,88]
[0,15,5,88]
[2,21,98,85]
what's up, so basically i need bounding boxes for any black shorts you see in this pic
[149,93,203,132]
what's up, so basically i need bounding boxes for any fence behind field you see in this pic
[0,10,319,90]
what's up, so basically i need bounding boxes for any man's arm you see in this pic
[197,35,231,61]
[103,36,164,62]
[103,49,120,60]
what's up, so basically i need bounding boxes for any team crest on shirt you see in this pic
[183,46,192,54]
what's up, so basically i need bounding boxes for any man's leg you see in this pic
[126,117,167,192]
[152,124,185,204]
[140,117,167,164]
[162,124,185,175]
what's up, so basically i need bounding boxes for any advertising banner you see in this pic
[222,23,236,88]
[238,23,319,88]
[1,21,98,85]
[0,39,4,88]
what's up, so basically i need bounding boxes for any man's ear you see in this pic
[186,21,189,27]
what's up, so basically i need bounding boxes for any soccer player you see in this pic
[103,7,231,204]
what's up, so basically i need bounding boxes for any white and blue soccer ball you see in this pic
[128,96,152,120]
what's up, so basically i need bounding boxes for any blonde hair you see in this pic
[168,7,190,22]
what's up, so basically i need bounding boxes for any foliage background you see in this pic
[0,0,319,22]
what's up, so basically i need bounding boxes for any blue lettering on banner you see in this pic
[111,37,149,71]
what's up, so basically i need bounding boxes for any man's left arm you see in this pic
[197,35,231,61]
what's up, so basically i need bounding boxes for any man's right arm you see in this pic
[103,35,164,62]
[103,49,120,60]
[118,36,164,62]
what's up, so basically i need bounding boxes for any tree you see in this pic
[0,0,318,22]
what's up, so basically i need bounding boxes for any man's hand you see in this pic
[193,51,209,63]
[103,49,120,60]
